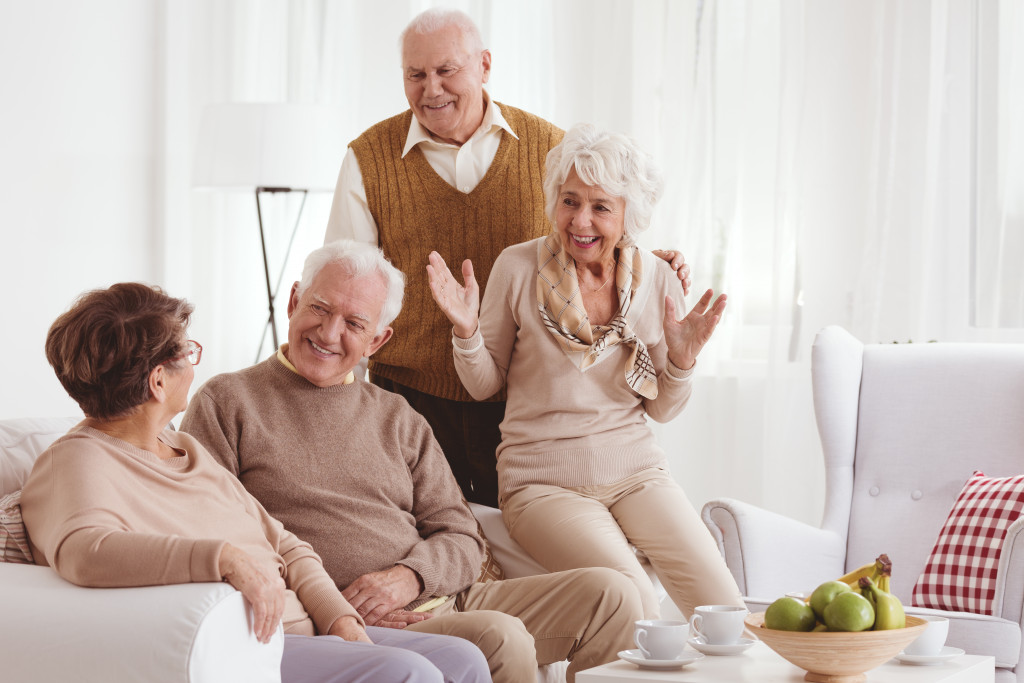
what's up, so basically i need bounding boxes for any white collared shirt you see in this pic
[325,96,518,245]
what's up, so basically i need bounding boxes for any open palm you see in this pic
[427,251,480,339]
[663,289,727,370]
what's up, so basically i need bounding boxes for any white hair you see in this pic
[399,7,484,58]
[296,240,405,332]
[543,123,664,244]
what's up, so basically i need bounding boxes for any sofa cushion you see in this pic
[1,417,80,496]
[912,471,1024,616]
[0,490,33,564]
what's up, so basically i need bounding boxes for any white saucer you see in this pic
[617,649,704,670]
[688,636,757,656]
[895,646,965,665]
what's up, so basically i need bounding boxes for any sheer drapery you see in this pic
[975,0,1024,328]
[166,0,1006,525]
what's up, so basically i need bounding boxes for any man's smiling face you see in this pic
[402,23,491,145]
[285,262,392,387]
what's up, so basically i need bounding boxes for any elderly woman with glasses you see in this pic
[21,282,488,683]
[427,123,745,620]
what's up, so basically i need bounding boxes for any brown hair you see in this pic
[45,283,194,420]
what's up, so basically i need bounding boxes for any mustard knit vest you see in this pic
[351,103,563,401]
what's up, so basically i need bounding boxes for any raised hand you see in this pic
[427,251,480,339]
[663,289,727,371]
[218,543,287,644]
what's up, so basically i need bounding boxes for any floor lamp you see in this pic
[193,103,343,361]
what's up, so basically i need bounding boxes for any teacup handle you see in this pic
[690,614,704,640]
[634,628,652,658]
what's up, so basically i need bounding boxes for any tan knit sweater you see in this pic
[350,103,563,401]
[21,425,355,636]
[451,239,695,497]
[180,354,485,607]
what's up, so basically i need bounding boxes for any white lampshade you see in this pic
[192,103,344,191]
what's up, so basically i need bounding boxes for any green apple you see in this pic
[810,580,852,620]
[823,591,875,632]
[765,596,817,632]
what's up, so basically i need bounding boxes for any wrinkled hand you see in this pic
[664,289,727,370]
[328,615,374,643]
[341,565,423,627]
[376,609,434,629]
[652,249,692,297]
[219,543,286,644]
[427,251,480,339]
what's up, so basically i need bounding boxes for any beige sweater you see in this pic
[21,425,356,636]
[452,239,695,496]
[351,103,563,401]
[180,355,485,607]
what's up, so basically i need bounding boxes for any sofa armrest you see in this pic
[701,497,846,600]
[993,518,1024,628]
[1,563,282,683]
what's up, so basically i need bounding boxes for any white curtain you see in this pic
[975,0,1024,328]
[164,0,1012,526]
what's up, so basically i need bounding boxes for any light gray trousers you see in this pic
[281,627,491,683]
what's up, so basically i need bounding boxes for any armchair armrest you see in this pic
[993,518,1024,627]
[0,563,282,683]
[701,497,846,600]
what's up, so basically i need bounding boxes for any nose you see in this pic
[571,206,592,228]
[424,73,443,98]
[319,312,347,340]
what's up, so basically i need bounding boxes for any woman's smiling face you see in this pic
[556,167,626,267]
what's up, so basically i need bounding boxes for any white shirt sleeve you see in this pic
[324,148,378,246]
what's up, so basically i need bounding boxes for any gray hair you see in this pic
[543,123,664,244]
[296,240,405,332]
[399,8,484,58]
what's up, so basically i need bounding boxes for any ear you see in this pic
[148,365,168,404]
[480,49,492,83]
[286,281,301,317]
[363,326,394,358]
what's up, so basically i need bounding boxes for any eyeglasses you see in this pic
[165,340,203,366]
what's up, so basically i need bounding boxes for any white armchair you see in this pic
[0,417,283,683]
[701,326,1024,682]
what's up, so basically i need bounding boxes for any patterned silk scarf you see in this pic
[536,232,659,399]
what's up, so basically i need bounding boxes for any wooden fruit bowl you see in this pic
[746,612,927,683]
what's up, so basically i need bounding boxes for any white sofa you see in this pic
[1,416,669,682]
[701,326,1024,682]
[0,416,283,683]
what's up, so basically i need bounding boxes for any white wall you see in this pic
[0,0,162,418]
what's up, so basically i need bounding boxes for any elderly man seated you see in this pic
[181,240,642,683]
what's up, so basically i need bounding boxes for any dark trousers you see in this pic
[371,375,503,507]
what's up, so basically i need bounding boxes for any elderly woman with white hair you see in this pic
[427,123,744,620]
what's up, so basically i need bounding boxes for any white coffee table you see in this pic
[577,642,994,683]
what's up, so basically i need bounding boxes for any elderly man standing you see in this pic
[326,8,690,507]
[181,240,642,683]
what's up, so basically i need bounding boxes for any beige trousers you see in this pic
[407,567,641,683]
[501,468,744,620]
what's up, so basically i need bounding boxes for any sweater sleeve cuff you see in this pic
[664,359,696,382]
[301,582,364,633]
[397,559,439,600]
[191,539,228,582]
[452,328,484,354]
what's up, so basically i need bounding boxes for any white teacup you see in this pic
[690,605,747,645]
[634,619,688,660]
[904,616,949,656]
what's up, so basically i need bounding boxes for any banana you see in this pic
[859,576,905,630]
[870,554,892,593]
[835,560,877,588]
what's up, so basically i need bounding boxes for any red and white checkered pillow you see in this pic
[911,471,1024,615]
[1,490,35,564]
